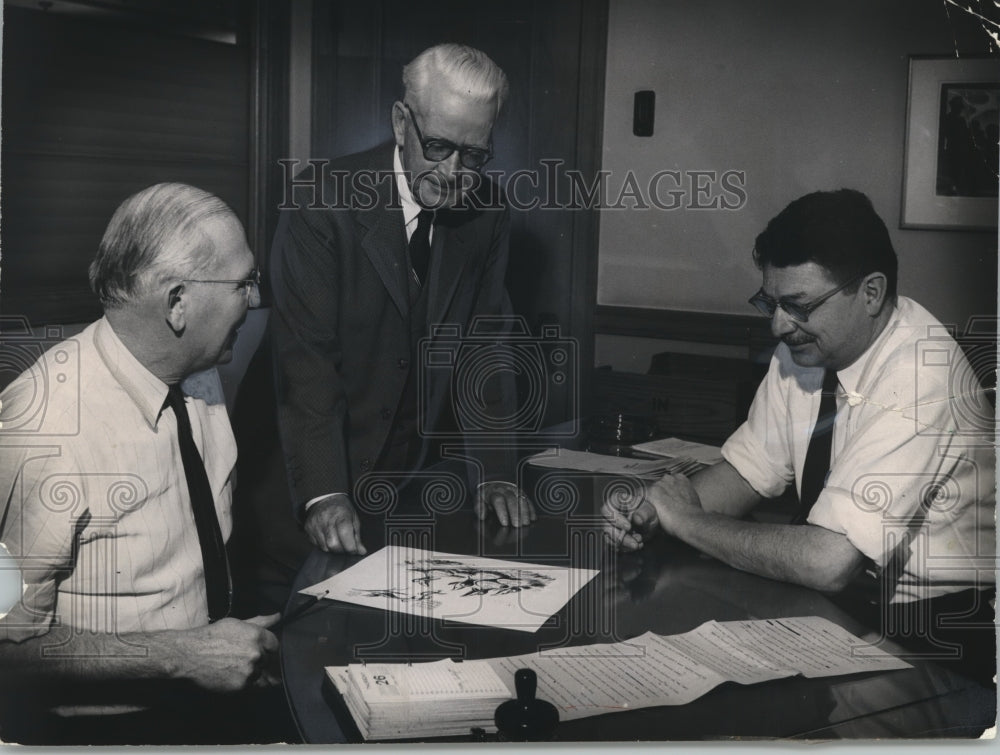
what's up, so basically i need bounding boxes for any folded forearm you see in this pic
[0,626,180,687]
[1,617,275,696]
[658,505,865,593]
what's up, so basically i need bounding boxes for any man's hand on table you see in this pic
[603,471,701,550]
[160,614,281,692]
[474,481,537,527]
[304,494,367,555]
[644,472,702,532]
[602,496,659,551]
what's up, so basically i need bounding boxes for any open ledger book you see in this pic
[326,616,911,740]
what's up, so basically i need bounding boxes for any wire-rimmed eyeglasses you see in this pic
[184,268,261,309]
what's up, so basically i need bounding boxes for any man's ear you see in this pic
[391,101,407,148]
[166,284,186,336]
[860,272,888,315]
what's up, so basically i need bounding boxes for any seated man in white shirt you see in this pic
[0,183,295,743]
[606,189,995,682]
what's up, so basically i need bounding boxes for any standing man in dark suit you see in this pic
[269,44,534,556]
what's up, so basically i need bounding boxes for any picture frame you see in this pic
[901,55,999,231]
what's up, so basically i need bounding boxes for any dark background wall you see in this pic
[1,0,996,407]
[1,3,252,324]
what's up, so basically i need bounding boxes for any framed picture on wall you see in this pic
[901,55,999,230]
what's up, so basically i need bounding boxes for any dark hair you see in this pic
[752,189,898,299]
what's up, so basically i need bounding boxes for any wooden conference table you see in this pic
[279,466,996,742]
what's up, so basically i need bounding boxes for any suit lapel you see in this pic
[357,171,410,318]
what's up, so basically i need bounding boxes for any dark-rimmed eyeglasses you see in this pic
[184,268,261,309]
[403,103,493,171]
[748,274,863,323]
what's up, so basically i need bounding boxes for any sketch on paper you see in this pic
[349,558,557,608]
[300,546,598,633]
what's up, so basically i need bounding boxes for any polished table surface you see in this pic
[280,474,996,742]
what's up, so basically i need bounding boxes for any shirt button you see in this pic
[381,407,392,420]
[398,358,409,369]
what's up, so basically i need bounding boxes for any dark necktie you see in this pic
[793,369,840,525]
[409,209,433,285]
[165,385,231,622]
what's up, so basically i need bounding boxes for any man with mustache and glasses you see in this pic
[248,44,531,596]
[606,189,995,684]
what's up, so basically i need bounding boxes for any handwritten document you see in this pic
[301,546,599,633]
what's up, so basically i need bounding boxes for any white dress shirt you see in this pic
[0,317,237,640]
[723,297,995,602]
[394,144,434,245]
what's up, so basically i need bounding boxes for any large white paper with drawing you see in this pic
[300,546,599,633]
[326,616,911,739]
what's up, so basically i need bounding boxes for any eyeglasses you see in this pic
[184,268,261,309]
[403,103,493,171]
[748,274,863,323]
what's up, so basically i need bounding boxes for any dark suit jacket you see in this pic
[269,143,514,516]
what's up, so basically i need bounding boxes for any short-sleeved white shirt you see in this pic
[723,297,995,602]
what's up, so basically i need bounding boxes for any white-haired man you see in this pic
[263,43,533,567]
[0,183,293,744]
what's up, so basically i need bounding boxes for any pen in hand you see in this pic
[273,590,330,632]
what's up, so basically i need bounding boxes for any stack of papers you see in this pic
[526,448,686,477]
[327,660,512,740]
[630,437,725,466]
[326,616,911,740]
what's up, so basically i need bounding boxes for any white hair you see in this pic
[89,183,234,308]
[402,43,509,116]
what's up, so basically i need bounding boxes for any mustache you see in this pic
[782,335,815,347]
[415,172,481,191]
